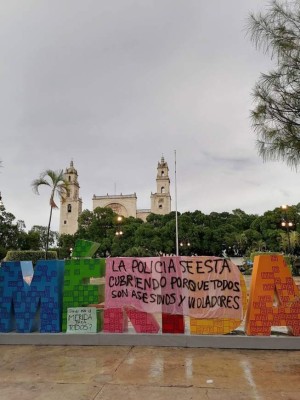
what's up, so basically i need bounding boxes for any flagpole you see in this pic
[174,150,179,256]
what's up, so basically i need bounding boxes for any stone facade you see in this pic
[150,157,171,215]
[59,161,82,235]
[59,157,171,234]
[92,194,137,218]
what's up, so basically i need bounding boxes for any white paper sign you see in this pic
[67,307,97,333]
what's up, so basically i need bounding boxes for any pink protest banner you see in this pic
[105,256,242,319]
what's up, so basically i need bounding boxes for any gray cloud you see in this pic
[0,0,297,231]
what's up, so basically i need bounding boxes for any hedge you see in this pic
[4,250,57,265]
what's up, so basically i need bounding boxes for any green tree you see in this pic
[132,223,161,256]
[0,203,22,259]
[29,225,58,251]
[19,230,40,251]
[248,1,300,168]
[279,230,300,254]
[58,233,76,259]
[15,220,34,250]
[123,246,152,257]
[32,169,69,258]
[76,207,117,256]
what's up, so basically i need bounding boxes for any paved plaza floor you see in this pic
[1,344,300,400]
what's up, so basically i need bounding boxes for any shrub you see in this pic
[4,250,57,266]
[0,246,7,261]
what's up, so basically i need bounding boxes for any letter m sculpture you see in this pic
[0,259,64,333]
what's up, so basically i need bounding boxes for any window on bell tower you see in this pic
[67,204,72,213]
[161,187,165,193]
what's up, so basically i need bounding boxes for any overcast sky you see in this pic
[1,0,299,232]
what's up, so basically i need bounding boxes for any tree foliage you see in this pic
[2,203,300,275]
[29,225,58,251]
[0,203,20,259]
[248,0,300,168]
[58,206,300,265]
[58,234,76,259]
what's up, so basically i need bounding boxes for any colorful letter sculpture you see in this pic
[246,254,300,336]
[0,259,64,332]
[104,307,159,333]
[161,257,184,334]
[124,308,160,333]
[189,272,247,335]
[103,308,128,333]
[72,240,100,258]
[162,314,185,334]
[2,245,300,338]
[62,240,105,332]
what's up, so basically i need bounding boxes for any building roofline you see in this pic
[93,193,137,199]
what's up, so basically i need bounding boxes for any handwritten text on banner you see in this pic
[105,257,242,319]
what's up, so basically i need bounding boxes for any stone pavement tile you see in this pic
[1,345,300,400]
[205,389,300,400]
[94,384,209,400]
[236,351,300,392]
[112,347,300,393]
[110,347,249,389]
[96,385,297,400]
[0,382,102,400]
[206,388,260,400]
[258,392,300,400]
[0,345,131,384]
[112,347,247,388]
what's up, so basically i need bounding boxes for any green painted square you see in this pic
[62,249,106,332]
[72,240,100,258]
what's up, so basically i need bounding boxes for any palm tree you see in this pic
[289,231,300,255]
[254,239,267,252]
[32,169,69,258]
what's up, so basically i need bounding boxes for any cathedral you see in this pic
[59,157,172,235]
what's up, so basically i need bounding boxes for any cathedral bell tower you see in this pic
[59,161,82,235]
[150,156,171,215]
